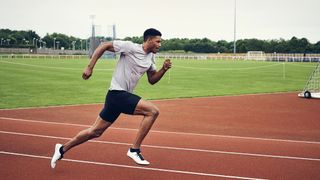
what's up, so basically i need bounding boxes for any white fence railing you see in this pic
[0,53,319,62]
[157,53,320,62]
[0,54,88,59]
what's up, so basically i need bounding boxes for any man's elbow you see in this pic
[148,79,157,85]
[101,42,115,52]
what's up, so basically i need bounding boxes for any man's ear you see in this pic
[146,36,154,42]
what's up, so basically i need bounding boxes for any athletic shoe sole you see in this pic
[127,149,150,165]
[51,144,63,169]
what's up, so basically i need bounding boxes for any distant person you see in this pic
[51,28,171,168]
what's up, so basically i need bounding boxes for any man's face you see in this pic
[147,36,161,53]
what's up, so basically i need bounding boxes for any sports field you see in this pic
[1,57,320,179]
[0,57,317,109]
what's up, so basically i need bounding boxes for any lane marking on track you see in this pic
[1,130,320,162]
[0,151,267,180]
[1,116,320,145]
[0,92,298,110]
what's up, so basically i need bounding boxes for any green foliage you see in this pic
[0,58,316,109]
[0,29,88,50]
[42,33,87,50]
[123,36,143,44]
[0,29,39,48]
[1,28,320,53]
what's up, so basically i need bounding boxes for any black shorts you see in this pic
[99,90,141,123]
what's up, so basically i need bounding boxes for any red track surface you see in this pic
[0,93,319,180]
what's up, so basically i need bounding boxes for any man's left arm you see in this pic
[147,59,172,85]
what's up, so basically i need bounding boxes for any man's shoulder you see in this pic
[113,40,141,52]
[113,40,139,46]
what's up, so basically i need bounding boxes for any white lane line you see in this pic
[1,116,320,145]
[0,91,296,111]
[1,130,320,162]
[0,151,267,180]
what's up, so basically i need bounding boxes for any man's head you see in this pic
[143,28,162,42]
[143,28,162,53]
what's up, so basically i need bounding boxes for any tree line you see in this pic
[0,29,87,50]
[1,29,319,53]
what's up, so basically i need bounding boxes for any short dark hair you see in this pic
[143,28,162,42]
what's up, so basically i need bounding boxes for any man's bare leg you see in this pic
[126,99,159,165]
[63,116,112,153]
[132,99,159,149]
[51,116,111,168]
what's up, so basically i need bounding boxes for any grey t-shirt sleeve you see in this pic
[113,40,134,53]
[149,54,157,72]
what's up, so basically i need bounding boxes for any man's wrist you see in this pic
[161,67,168,72]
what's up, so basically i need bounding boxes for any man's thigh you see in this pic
[134,99,159,116]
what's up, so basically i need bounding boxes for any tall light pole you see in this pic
[56,41,60,50]
[53,38,56,50]
[112,24,116,40]
[35,39,38,48]
[72,41,76,50]
[233,0,237,54]
[39,39,42,49]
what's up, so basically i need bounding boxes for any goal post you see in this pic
[246,51,266,61]
[298,61,320,98]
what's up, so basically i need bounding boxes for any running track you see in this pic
[0,93,319,180]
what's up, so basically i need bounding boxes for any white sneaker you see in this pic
[127,148,150,165]
[51,144,64,168]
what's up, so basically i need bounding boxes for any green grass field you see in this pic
[0,57,317,109]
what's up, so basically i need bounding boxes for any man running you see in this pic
[51,28,171,168]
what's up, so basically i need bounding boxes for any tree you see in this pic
[0,29,40,48]
[1,28,320,53]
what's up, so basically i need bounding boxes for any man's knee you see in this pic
[87,117,111,139]
[135,100,160,118]
[149,106,160,118]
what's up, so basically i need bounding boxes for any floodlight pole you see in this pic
[233,0,237,54]
[112,24,116,40]
[53,38,56,50]
[90,15,96,38]
[56,41,60,50]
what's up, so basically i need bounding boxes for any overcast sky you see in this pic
[1,0,319,43]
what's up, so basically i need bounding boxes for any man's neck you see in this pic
[142,43,149,54]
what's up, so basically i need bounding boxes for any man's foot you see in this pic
[127,148,150,165]
[51,144,64,168]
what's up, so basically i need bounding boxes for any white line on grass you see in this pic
[173,63,281,71]
[1,130,320,162]
[285,63,318,68]
[0,60,113,71]
[1,116,320,145]
[0,151,267,180]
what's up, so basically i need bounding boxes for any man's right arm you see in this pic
[82,42,115,80]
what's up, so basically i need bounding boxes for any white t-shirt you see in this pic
[109,40,157,93]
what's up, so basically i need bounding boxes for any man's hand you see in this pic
[82,66,93,80]
[163,59,172,71]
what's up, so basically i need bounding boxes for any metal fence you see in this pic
[0,48,319,62]
[157,53,320,62]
